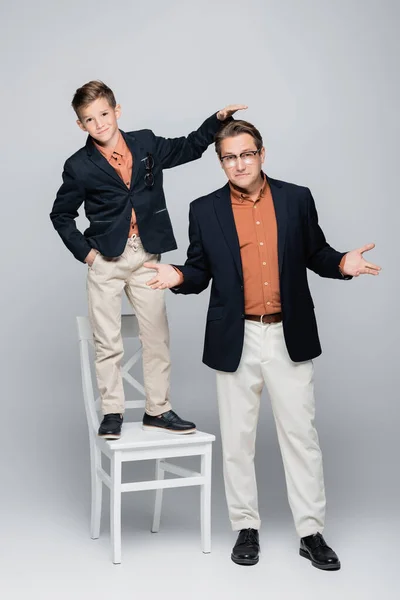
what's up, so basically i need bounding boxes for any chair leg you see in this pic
[200,445,212,553]
[110,452,122,564]
[151,459,165,533]
[90,441,102,539]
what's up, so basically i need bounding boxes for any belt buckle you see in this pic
[260,314,266,324]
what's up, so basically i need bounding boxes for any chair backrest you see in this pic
[77,315,145,434]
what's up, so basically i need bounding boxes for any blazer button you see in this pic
[240,285,244,290]
[126,215,130,221]
[241,314,245,319]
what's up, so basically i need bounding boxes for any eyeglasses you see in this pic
[220,150,261,168]
[144,152,154,187]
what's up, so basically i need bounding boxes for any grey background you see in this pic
[1,0,398,598]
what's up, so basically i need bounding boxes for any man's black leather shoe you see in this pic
[231,528,260,566]
[142,410,196,434]
[98,413,123,439]
[300,532,341,571]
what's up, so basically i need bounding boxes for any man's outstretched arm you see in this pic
[145,203,211,294]
[305,188,381,278]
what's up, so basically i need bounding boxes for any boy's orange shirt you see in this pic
[94,132,138,237]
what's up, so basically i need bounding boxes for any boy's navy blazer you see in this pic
[50,113,223,262]
[172,177,350,368]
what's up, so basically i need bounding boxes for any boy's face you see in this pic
[76,97,121,146]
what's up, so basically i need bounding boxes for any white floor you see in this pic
[3,480,398,600]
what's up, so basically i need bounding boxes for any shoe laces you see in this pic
[241,528,258,545]
[103,413,122,423]
[311,533,330,549]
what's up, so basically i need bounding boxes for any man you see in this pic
[50,79,246,439]
[144,120,381,568]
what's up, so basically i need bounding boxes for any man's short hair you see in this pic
[215,120,263,158]
[72,80,116,118]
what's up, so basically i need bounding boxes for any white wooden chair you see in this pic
[76,315,215,564]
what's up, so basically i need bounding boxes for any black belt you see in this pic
[245,313,282,324]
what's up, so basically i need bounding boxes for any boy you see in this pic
[50,80,245,439]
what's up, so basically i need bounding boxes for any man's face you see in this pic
[219,133,265,189]
[77,97,121,145]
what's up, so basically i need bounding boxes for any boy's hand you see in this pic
[144,262,182,289]
[85,249,98,267]
[217,104,248,121]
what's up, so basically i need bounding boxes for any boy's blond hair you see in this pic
[72,80,116,118]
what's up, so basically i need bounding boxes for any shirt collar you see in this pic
[93,130,126,162]
[229,172,267,203]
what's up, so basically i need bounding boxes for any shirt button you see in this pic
[267,302,271,305]
[256,221,261,225]
[264,282,269,286]
[263,262,266,265]
[260,242,264,246]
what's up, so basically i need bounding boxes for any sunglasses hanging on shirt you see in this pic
[144,153,154,187]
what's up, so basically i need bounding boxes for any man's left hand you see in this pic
[341,243,381,277]
[217,104,248,121]
[144,262,182,289]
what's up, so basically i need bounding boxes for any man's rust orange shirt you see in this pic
[230,174,281,315]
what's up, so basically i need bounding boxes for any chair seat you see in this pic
[97,421,215,451]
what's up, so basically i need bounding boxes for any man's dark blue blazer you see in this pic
[50,113,223,262]
[172,176,350,370]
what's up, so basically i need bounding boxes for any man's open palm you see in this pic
[342,243,381,277]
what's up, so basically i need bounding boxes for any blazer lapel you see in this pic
[268,176,288,274]
[85,135,126,188]
[214,184,243,281]
[121,131,143,191]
